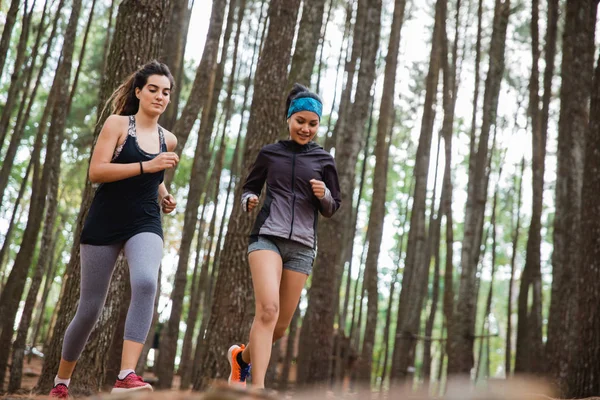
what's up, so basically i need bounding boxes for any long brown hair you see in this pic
[101,60,175,118]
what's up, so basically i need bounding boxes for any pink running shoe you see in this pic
[111,372,153,393]
[49,383,69,398]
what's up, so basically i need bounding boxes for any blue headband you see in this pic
[287,97,323,120]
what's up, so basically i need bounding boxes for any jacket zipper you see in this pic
[289,152,297,239]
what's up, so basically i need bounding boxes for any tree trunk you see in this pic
[165,0,227,185]
[389,0,445,384]
[357,0,406,385]
[0,0,34,152]
[192,0,301,389]
[315,0,334,94]
[35,0,174,393]
[569,36,600,399]
[446,0,510,376]
[287,0,327,87]
[0,0,21,81]
[0,158,33,274]
[323,0,352,151]
[475,169,500,383]
[505,158,524,377]
[297,0,381,387]
[546,1,593,395]
[515,0,554,374]
[422,144,444,388]
[159,0,193,130]
[0,0,82,389]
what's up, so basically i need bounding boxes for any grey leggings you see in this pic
[62,232,163,362]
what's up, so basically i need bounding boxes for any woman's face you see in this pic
[287,110,320,145]
[136,74,172,116]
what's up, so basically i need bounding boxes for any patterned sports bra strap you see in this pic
[158,126,166,152]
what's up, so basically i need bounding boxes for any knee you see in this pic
[257,302,279,326]
[132,277,157,298]
[273,324,288,341]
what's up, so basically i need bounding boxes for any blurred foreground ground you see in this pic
[0,356,595,400]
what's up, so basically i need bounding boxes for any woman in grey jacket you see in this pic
[227,84,341,389]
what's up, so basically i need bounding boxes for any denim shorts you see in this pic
[248,235,316,275]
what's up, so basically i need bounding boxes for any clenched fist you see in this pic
[310,179,327,199]
[161,194,177,214]
[144,152,179,173]
[247,195,259,212]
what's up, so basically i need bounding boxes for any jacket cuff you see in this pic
[241,192,257,212]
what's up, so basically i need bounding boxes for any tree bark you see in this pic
[505,158,524,377]
[287,0,327,87]
[389,0,445,384]
[297,0,381,387]
[515,0,555,374]
[0,0,21,81]
[193,0,301,389]
[569,36,600,399]
[165,0,227,185]
[356,0,406,384]
[447,0,510,376]
[546,1,593,394]
[159,0,193,130]
[35,0,174,393]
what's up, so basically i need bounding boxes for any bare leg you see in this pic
[57,359,77,380]
[242,250,282,388]
[242,268,308,383]
[120,340,144,370]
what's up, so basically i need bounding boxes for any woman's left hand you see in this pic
[161,194,177,214]
[310,179,327,199]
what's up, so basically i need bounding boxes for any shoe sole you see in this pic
[227,344,238,385]
[111,383,153,394]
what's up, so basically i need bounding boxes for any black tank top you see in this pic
[80,115,167,245]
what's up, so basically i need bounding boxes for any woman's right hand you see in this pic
[144,152,179,173]
[247,195,259,212]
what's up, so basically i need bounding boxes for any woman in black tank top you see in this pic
[49,61,179,397]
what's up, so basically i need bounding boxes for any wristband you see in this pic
[139,161,144,175]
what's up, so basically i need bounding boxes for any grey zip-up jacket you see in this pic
[241,140,341,248]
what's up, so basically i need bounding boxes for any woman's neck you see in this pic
[134,110,160,129]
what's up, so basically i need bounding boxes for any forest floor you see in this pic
[1,357,599,400]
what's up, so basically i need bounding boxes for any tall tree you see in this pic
[287,0,327,87]
[159,0,194,130]
[515,0,557,374]
[447,0,510,376]
[36,0,174,393]
[546,0,595,394]
[164,0,227,186]
[0,0,20,80]
[0,0,83,389]
[570,34,600,399]
[505,158,525,376]
[297,0,382,386]
[357,0,406,384]
[389,0,445,383]
[193,0,302,389]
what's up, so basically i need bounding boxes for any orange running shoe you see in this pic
[227,344,251,387]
